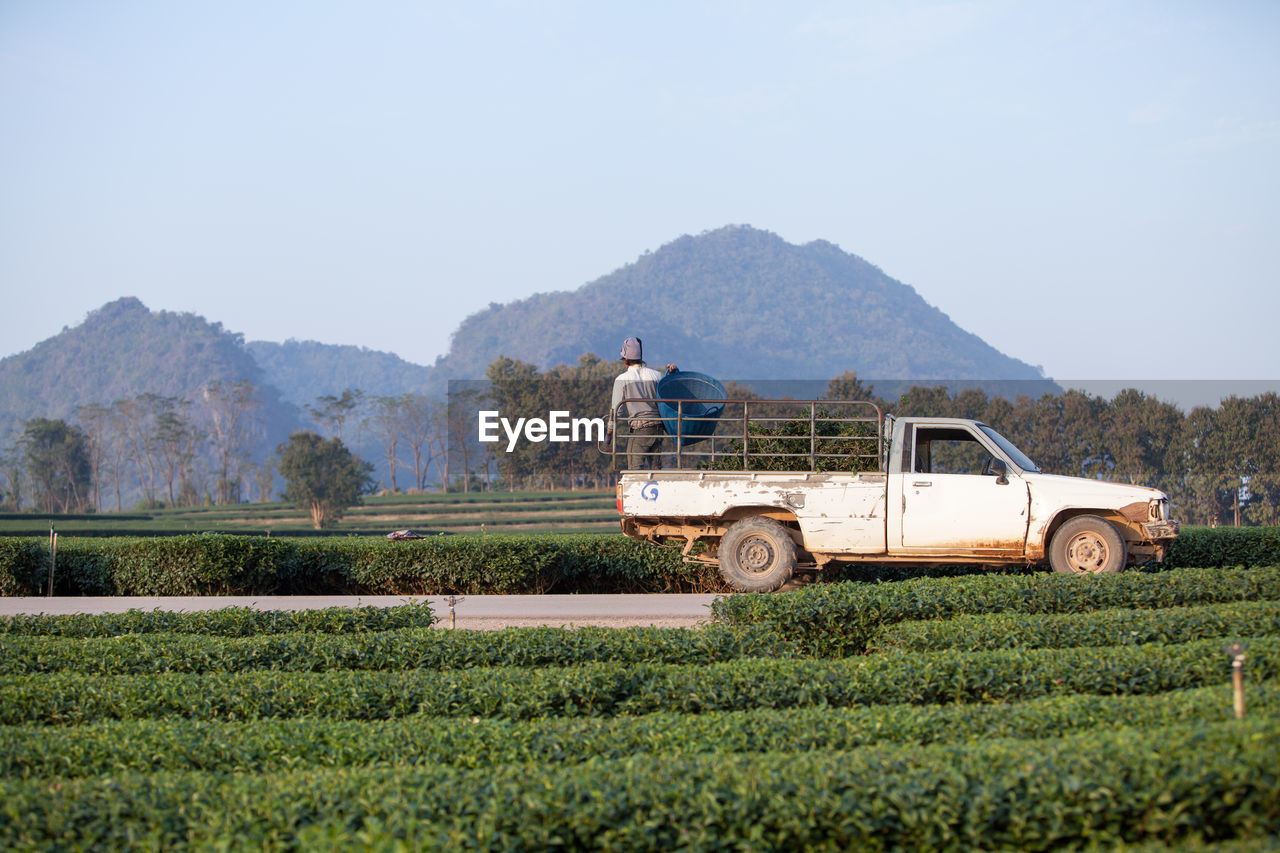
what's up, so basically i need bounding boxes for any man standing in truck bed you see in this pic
[607,337,675,469]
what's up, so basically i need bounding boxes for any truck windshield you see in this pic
[978,424,1041,473]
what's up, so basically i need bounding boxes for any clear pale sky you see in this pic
[2,1,1277,382]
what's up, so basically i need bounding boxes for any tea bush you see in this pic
[713,565,1280,655]
[866,599,1280,653]
[4,635,1275,725]
[3,526,1278,596]
[1,718,1275,850]
[2,681,1272,779]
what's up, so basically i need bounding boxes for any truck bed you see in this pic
[619,470,889,555]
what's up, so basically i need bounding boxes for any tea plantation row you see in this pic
[0,491,620,537]
[1,564,1278,849]
[2,525,1279,596]
[1,599,1275,676]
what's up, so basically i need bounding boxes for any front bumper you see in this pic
[1142,520,1179,541]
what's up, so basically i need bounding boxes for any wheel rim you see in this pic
[1064,531,1111,573]
[737,536,776,575]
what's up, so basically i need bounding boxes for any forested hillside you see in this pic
[245,340,432,407]
[433,225,1046,382]
[13,226,1256,516]
[2,301,1277,525]
[0,298,304,506]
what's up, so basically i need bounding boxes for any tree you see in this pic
[445,387,485,493]
[894,385,955,418]
[1106,389,1181,491]
[1245,393,1280,525]
[74,403,112,512]
[0,446,24,511]
[947,388,989,421]
[1212,396,1262,526]
[308,389,364,441]
[276,432,374,529]
[202,380,261,505]
[483,358,541,490]
[153,401,201,507]
[823,371,879,405]
[102,403,131,511]
[113,394,164,508]
[428,403,453,493]
[250,458,275,504]
[548,354,617,489]
[22,418,92,514]
[366,395,406,493]
[1057,390,1109,480]
[398,394,439,492]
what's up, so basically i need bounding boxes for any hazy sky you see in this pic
[2,1,1277,383]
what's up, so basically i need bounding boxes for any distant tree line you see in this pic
[300,354,626,496]
[307,389,457,494]
[482,355,618,491]
[1,381,269,513]
[4,359,1277,528]
[871,375,1280,527]
[477,363,1280,526]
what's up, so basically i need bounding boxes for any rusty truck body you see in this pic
[612,398,1179,592]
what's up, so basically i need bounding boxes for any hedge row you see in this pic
[0,533,708,597]
[867,599,1280,654]
[3,526,1279,597]
[2,680,1272,779]
[2,718,1276,850]
[5,595,1274,676]
[4,636,1274,725]
[1164,525,1280,568]
[0,623,793,676]
[713,565,1280,655]
[0,603,436,638]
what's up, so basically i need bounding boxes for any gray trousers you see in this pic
[626,424,665,469]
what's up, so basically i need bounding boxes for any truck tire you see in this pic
[719,517,797,592]
[1049,515,1127,575]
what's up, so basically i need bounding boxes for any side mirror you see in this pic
[990,458,1009,485]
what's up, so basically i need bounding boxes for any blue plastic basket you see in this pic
[656,371,726,446]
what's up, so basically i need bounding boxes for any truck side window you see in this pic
[914,427,995,475]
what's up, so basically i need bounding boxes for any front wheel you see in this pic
[718,517,797,592]
[1049,515,1127,574]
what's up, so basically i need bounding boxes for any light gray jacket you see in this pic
[609,364,663,431]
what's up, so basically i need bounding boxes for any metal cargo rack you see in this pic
[603,398,885,472]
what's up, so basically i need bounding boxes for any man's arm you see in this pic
[607,375,624,435]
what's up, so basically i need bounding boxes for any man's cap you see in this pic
[620,337,642,360]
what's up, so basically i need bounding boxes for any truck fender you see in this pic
[1039,509,1140,563]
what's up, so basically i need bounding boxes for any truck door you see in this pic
[898,425,1029,554]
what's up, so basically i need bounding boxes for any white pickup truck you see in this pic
[613,399,1179,592]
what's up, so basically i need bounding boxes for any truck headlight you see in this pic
[1149,498,1168,521]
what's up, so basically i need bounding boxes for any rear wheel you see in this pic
[719,517,797,592]
[1049,515,1127,574]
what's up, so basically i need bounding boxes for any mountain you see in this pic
[433,225,1047,384]
[0,226,1056,501]
[0,297,302,464]
[245,339,432,408]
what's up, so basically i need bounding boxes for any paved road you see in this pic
[0,594,725,629]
